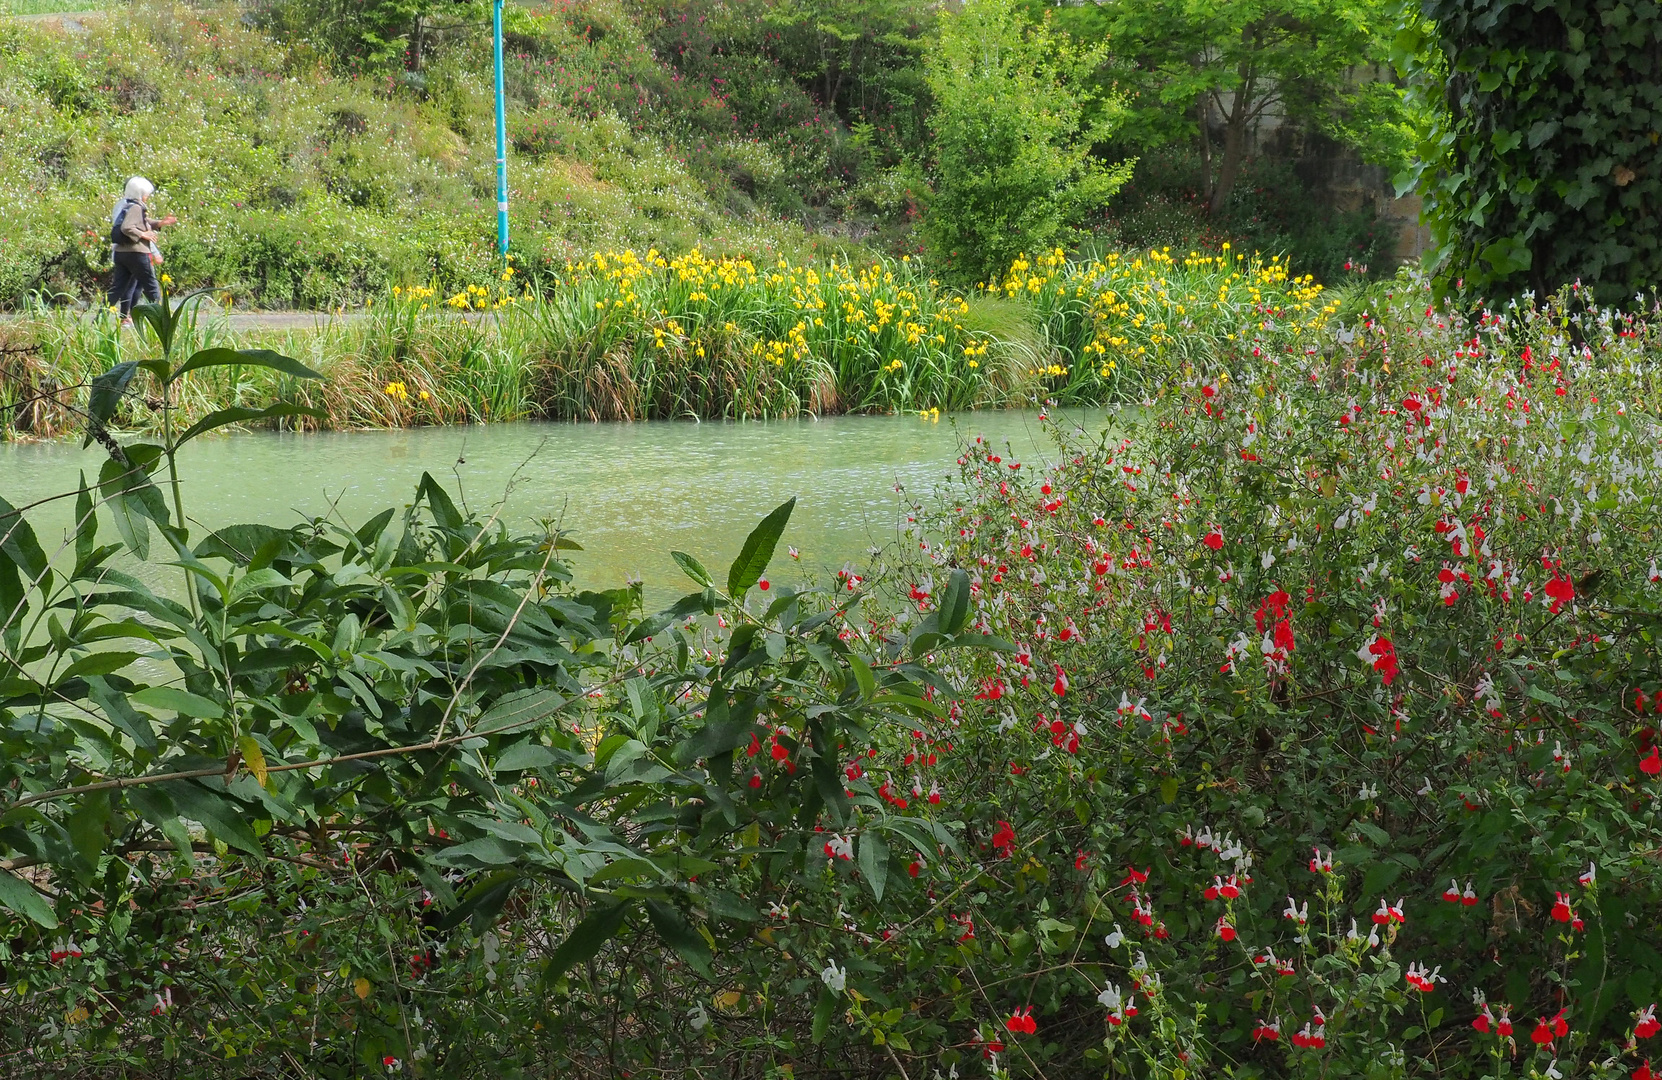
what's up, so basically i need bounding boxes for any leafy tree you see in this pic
[756,0,932,120]
[254,0,493,70]
[1058,0,1410,214]
[918,0,1131,284]
[1397,0,1662,307]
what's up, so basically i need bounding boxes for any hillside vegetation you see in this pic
[0,0,898,307]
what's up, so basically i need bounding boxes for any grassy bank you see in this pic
[1,247,1336,434]
[0,1,869,308]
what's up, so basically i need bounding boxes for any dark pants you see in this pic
[109,250,159,316]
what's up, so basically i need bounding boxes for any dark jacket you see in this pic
[112,199,155,254]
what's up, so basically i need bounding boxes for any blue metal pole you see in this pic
[493,0,508,258]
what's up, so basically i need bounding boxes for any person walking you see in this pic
[108,176,176,323]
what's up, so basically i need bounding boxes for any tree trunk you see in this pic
[1208,59,1255,215]
[1195,97,1213,206]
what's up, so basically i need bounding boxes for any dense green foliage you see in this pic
[6,277,1662,1077]
[1050,0,1413,212]
[1400,0,1662,306]
[916,0,1130,285]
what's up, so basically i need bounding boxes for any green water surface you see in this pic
[1,410,1111,597]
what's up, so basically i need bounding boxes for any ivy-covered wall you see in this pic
[1407,0,1661,306]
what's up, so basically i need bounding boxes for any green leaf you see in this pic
[66,793,112,865]
[174,403,324,448]
[671,551,713,589]
[131,685,224,719]
[476,688,567,735]
[812,985,837,1044]
[542,901,631,987]
[495,740,562,772]
[645,898,712,976]
[86,676,157,751]
[726,497,796,596]
[227,567,293,605]
[858,831,889,903]
[98,457,168,560]
[129,300,176,359]
[74,473,96,568]
[809,721,852,825]
[163,781,262,858]
[416,472,463,529]
[60,651,142,681]
[936,568,971,634]
[194,524,291,566]
[85,361,139,432]
[169,347,323,384]
[439,871,520,933]
[0,496,49,581]
[0,869,58,928]
[848,653,876,701]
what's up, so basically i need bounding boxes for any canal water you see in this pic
[1,410,1111,598]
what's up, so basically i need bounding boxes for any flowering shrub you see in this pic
[6,277,1662,1079]
[844,273,1662,1075]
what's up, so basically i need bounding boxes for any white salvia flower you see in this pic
[1097,983,1123,1010]
[1104,924,1125,949]
[688,1002,710,1031]
[1418,777,1434,796]
[820,961,847,994]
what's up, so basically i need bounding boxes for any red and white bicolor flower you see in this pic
[1309,848,1334,874]
[1252,1019,1282,1042]
[1291,1022,1326,1049]
[1635,1004,1659,1040]
[1405,962,1445,992]
[1098,983,1137,1026]
[1372,898,1406,925]
[823,833,854,862]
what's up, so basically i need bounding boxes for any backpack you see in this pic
[109,200,140,245]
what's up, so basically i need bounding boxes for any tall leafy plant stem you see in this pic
[162,363,198,620]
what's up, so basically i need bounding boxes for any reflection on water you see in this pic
[0,409,1114,598]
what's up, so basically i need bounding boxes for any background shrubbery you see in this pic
[0,0,1420,310]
